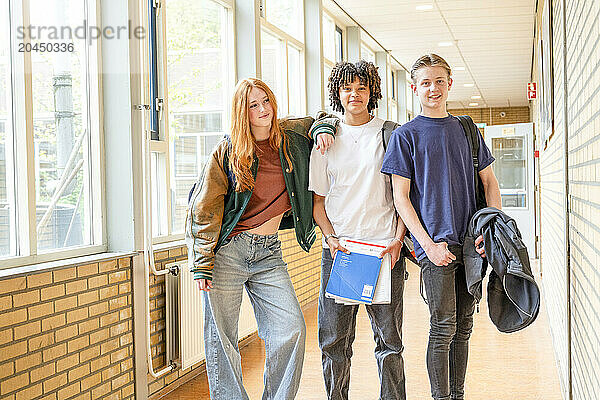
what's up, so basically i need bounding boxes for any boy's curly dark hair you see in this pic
[327,60,382,114]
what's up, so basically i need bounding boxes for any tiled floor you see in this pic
[162,260,562,399]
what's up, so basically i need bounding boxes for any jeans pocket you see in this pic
[267,239,282,255]
[267,239,281,253]
[218,235,236,252]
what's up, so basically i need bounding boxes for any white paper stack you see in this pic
[325,238,392,305]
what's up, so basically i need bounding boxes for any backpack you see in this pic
[380,120,417,266]
[455,115,488,211]
[381,120,399,152]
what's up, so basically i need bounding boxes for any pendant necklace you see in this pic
[345,114,374,144]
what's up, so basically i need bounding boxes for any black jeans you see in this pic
[318,249,406,400]
[419,245,476,400]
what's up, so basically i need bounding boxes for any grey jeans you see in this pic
[419,245,476,400]
[318,249,406,400]
[203,232,306,400]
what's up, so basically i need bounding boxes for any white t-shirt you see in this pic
[309,116,397,248]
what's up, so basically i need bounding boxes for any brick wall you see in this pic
[282,228,323,307]
[448,106,531,126]
[448,106,531,136]
[537,1,570,397]
[0,258,135,400]
[147,230,323,397]
[534,0,600,398]
[563,0,600,398]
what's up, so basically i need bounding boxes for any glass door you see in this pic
[491,136,527,208]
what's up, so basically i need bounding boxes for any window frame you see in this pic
[360,41,376,63]
[149,0,235,244]
[322,11,345,112]
[261,0,305,45]
[260,17,307,117]
[388,68,399,123]
[0,0,105,269]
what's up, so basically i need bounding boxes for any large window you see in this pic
[322,12,344,113]
[151,0,233,241]
[323,14,336,63]
[0,1,13,258]
[264,0,304,42]
[261,0,305,117]
[388,69,398,122]
[1,0,103,268]
[406,79,415,120]
[360,42,375,63]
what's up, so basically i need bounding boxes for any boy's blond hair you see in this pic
[410,54,452,82]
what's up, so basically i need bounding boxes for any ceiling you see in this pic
[332,0,537,109]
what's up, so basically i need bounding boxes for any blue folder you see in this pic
[325,250,382,304]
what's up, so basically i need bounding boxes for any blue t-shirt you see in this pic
[381,114,494,260]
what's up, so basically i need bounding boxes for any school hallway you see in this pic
[161,260,562,400]
[1,1,598,400]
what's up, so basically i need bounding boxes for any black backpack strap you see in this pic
[456,115,479,170]
[456,115,487,209]
[379,119,416,268]
[381,120,400,151]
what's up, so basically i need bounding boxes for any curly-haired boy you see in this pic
[309,60,408,400]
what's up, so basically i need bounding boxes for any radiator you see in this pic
[165,261,258,370]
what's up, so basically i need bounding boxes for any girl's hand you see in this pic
[196,279,213,291]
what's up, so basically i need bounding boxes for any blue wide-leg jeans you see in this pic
[203,232,306,400]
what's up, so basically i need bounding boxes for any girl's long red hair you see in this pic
[229,78,293,192]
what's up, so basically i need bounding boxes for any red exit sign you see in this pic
[528,82,537,100]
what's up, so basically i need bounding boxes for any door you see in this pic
[483,123,536,254]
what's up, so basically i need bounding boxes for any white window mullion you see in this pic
[3,1,16,256]
[223,4,233,133]
[164,147,173,237]
[156,0,170,241]
[299,43,306,115]
[284,40,290,115]
[88,0,105,247]
[81,0,93,246]
[12,0,37,257]
[156,0,173,239]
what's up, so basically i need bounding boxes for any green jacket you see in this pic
[186,113,338,281]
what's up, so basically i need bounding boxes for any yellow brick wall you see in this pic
[147,232,323,397]
[0,258,135,400]
[281,228,323,308]
[0,234,323,400]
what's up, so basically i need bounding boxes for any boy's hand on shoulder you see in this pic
[315,133,334,155]
[424,241,456,266]
[196,279,213,291]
